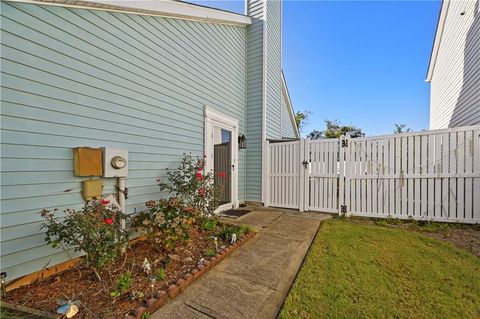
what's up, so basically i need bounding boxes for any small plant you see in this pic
[158,154,221,217]
[417,220,451,232]
[205,248,216,257]
[132,197,194,252]
[141,311,151,319]
[200,218,218,231]
[40,199,129,281]
[216,224,251,242]
[110,271,132,298]
[236,224,252,238]
[155,268,166,281]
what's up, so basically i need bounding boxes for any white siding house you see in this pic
[0,0,298,281]
[426,0,480,129]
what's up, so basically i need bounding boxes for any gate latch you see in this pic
[301,160,309,169]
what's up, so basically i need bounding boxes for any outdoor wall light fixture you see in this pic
[238,134,247,149]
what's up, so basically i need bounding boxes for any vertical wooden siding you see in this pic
[0,1,247,280]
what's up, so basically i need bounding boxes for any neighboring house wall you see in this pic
[428,0,480,129]
[0,1,247,280]
[280,71,299,139]
[281,92,297,139]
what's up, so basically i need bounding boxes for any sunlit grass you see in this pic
[280,218,480,319]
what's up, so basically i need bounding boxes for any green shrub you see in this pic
[200,218,218,231]
[132,197,194,252]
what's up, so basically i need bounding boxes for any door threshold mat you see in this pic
[220,209,252,219]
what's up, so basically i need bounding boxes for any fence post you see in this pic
[343,136,351,215]
[299,139,305,211]
[339,137,345,215]
[263,140,270,207]
[299,139,310,212]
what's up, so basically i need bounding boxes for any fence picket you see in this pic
[434,134,442,218]
[442,132,450,219]
[465,131,473,219]
[473,129,480,221]
[449,132,457,219]
[414,135,421,216]
[427,134,434,217]
[363,141,373,213]
[389,138,395,215]
[457,131,465,219]
[408,136,414,216]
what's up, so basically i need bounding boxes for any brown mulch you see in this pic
[5,225,230,319]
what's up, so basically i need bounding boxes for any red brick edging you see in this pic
[125,232,256,319]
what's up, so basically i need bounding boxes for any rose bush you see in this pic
[40,200,129,280]
[158,154,221,217]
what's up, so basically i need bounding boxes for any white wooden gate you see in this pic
[308,139,340,213]
[264,125,480,223]
[265,140,303,209]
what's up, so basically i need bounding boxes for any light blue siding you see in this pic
[245,0,264,202]
[265,0,282,140]
[0,1,247,280]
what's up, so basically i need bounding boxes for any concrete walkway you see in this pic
[152,207,331,319]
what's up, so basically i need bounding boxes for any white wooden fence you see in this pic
[264,125,480,223]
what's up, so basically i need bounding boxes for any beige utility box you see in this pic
[82,179,103,201]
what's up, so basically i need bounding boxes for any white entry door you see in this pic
[204,106,239,212]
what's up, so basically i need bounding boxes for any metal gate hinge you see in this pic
[341,140,348,147]
[341,205,347,213]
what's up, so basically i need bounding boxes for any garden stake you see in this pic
[0,272,6,298]
[148,275,156,299]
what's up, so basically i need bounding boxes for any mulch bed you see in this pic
[5,223,250,319]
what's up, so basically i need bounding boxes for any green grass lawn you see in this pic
[279,218,480,319]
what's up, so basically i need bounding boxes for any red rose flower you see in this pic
[196,172,203,181]
[101,199,110,206]
[218,171,226,178]
[105,218,113,225]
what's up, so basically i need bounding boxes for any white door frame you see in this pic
[204,106,239,212]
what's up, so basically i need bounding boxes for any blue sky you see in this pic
[189,0,441,136]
